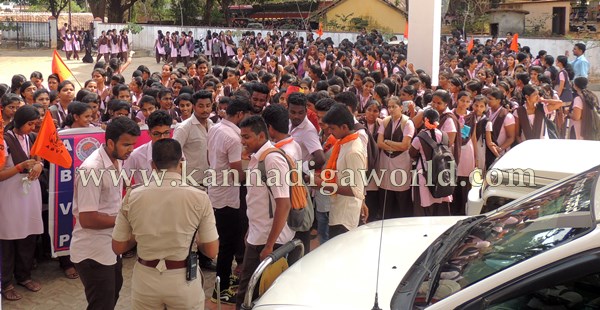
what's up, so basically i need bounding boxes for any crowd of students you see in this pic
[0,27,598,308]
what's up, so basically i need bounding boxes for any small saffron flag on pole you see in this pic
[0,117,5,169]
[403,22,408,40]
[316,22,323,37]
[510,33,519,53]
[51,50,74,82]
[467,37,474,54]
[30,111,72,169]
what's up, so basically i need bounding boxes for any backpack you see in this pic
[353,123,379,173]
[417,130,457,198]
[258,148,314,232]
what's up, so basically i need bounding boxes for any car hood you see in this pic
[254,217,466,310]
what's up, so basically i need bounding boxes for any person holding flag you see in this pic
[0,105,45,301]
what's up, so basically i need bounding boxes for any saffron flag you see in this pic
[51,50,74,82]
[30,111,72,169]
[403,22,408,40]
[286,85,302,97]
[467,37,474,54]
[0,117,5,169]
[316,22,323,37]
[510,33,519,53]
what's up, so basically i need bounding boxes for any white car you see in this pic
[253,165,600,309]
[467,139,600,215]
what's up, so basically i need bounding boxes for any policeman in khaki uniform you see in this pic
[112,139,219,310]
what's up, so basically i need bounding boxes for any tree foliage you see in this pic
[88,0,140,23]
[447,0,490,35]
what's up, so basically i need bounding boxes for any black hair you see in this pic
[2,93,21,107]
[10,74,26,94]
[575,43,586,54]
[107,99,131,114]
[57,80,74,93]
[33,88,50,101]
[192,90,213,104]
[262,104,289,134]
[239,115,269,139]
[147,110,173,130]
[158,87,173,100]
[8,104,39,131]
[152,138,182,170]
[105,114,141,143]
[175,93,193,106]
[81,93,100,105]
[433,89,452,105]
[226,95,252,116]
[315,98,337,112]
[139,95,159,108]
[76,89,93,102]
[287,92,307,109]
[322,103,354,129]
[62,101,92,128]
[334,91,358,112]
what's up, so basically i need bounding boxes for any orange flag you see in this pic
[51,50,74,82]
[510,33,519,53]
[467,37,474,54]
[316,22,323,37]
[0,117,5,169]
[30,111,72,169]
[403,22,408,40]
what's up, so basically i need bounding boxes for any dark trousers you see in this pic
[329,224,349,239]
[236,185,249,268]
[365,190,381,221]
[379,188,412,219]
[450,176,471,216]
[1,235,37,288]
[74,257,123,310]
[215,206,240,291]
[235,243,281,310]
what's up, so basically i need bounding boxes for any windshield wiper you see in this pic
[391,215,485,310]
[425,215,486,304]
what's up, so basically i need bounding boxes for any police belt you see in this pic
[138,258,187,269]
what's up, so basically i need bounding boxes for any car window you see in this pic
[421,169,598,304]
[489,271,600,309]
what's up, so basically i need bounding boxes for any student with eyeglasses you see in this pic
[123,110,173,185]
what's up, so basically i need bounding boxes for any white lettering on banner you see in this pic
[59,234,70,247]
[59,202,72,215]
[62,139,73,151]
[60,169,72,183]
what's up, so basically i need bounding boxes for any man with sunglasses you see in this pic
[123,110,173,185]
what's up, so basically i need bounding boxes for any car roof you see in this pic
[492,140,600,179]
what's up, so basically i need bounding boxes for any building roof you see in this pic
[311,0,407,18]
[0,12,94,30]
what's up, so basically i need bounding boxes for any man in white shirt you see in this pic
[312,104,367,238]
[123,110,172,184]
[235,115,293,309]
[207,96,251,304]
[71,117,141,310]
[262,104,302,162]
[287,92,325,171]
[173,90,213,187]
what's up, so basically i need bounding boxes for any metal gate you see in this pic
[1,21,50,49]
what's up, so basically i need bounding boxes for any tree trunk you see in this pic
[204,0,214,26]
[222,0,231,27]
[89,0,107,22]
[106,0,138,23]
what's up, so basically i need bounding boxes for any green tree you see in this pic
[172,0,202,26]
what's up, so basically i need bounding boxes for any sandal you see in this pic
[18,280,41,292]
[64,267,79,279]
[2,285,22,301]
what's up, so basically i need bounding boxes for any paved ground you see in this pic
[1,254,235,310]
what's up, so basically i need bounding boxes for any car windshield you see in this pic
[412,167,599,307]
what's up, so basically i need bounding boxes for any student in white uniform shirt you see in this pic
[262,104,302,162]
[287,92,326,171]
[236,115,293,309]
[123,110,172,184]
[207,96,252,304]
[70,117,141,310]
[173,90,213,187]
